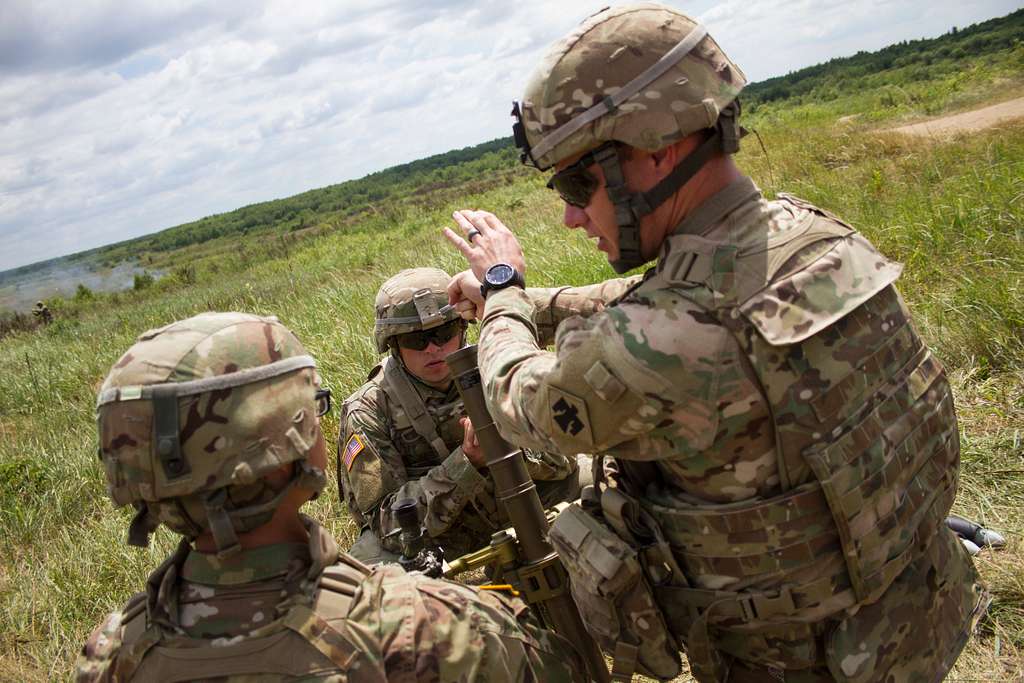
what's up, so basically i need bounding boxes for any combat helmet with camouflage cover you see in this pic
[511,2,747,272]
[95,312,327,556]
[373,267,461,353]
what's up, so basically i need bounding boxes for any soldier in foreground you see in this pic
[76,311,584,682]
[338,267,580,564]
[445,4,986,682]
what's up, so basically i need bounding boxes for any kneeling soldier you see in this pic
[338,268,582,564]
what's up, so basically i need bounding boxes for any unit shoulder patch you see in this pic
[548,387,593,445]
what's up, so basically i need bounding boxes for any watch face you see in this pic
[486,263,515,286]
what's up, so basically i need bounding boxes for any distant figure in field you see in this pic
[76,311,584,683]
[443,4,987,681]
[337,267,581,565]
[32,301,52,324]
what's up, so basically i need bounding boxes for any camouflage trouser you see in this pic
[706,527,987,682]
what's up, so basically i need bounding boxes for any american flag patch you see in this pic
[342,433,365,470]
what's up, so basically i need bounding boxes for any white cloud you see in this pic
[0,0,1020,271]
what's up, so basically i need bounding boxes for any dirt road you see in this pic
[890,96,1024,137]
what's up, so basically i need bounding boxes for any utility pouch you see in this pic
[550,502,681,680]
[824,528,986,683]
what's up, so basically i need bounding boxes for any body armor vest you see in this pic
[619,196,961,673]
[371,358,505,547]
[375,357,466,477]
[91,533,383,682]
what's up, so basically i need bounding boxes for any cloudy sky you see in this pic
[1,0,1019,272]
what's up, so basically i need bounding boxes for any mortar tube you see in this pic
[446,345,611,683]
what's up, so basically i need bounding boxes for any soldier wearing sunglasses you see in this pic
[337,267,580,565]
[444,4,985,682]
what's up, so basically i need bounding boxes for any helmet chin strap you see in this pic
[601,101,744,274]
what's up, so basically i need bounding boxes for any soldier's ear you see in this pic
[263,462,296,491]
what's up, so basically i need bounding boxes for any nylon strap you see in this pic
[204,489,241,559]
[151,384,189,480]
[597,144,643,273]
[128,502,153,548]
[383,358,450,459]
[604,116,733,274]
[635,129,723,217]
[375,305,456,327]
[530,23,709,162]
[610,641,639,681]
[97,355,317,407]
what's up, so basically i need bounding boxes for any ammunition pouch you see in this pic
[549,500,681,680]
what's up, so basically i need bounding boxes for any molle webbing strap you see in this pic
[96,355,317,407]
[529,23,709,163]
[384,359,449,459]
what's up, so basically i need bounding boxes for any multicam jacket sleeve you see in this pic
[339,386,491,547]
[476,283,773,501]
[352,565,586,682]
[525,276,643,346]
[75,609,129,682]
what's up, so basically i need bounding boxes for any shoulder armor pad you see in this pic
[121,591,148,627]
[740,231,902,345]
[315,555,372,621]
[775,193,853,227]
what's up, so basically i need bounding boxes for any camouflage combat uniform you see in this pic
[77,311,586,682]
[339,268,580,564]
[468,5,986,681]
[480,180,987,681]
[78,516,582,682]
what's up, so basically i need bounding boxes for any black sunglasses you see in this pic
[396,319,464,351]
[545,142,615,208]
[315,388,332,417]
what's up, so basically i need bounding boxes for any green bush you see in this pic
[73,284,93,301]
[132,271,155,290]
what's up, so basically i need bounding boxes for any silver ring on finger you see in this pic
[466,229,481,243]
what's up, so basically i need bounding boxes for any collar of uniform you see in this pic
[666,176,760,240]
[182,541,311,586]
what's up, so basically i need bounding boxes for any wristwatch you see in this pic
[479,262,525,299]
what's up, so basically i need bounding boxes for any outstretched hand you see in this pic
[443,210,527,282]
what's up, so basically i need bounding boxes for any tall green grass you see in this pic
[2,81,1023,683]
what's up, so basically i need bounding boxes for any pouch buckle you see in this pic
[739,585,797,621]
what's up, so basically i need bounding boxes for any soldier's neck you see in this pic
[193,503,309,553]
[663,156,744,231]
[409,371,453,392]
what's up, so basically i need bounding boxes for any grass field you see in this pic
[1,46,1023,682]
